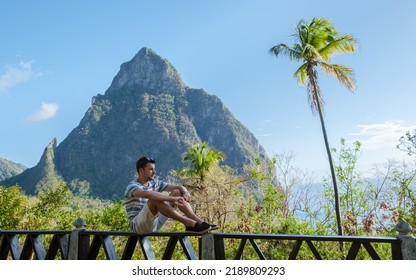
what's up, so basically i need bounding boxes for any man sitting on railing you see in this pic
[124,156,217,234]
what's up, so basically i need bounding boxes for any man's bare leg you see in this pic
[169,189,204,224]
[147,199,198,227]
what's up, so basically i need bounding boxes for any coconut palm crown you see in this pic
[269,17,357,114]
[179,142,224,185]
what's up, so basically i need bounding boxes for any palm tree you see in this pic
[269,18,358,239]
[179,142,225,187]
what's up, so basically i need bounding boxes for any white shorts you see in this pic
[131,203,169,234]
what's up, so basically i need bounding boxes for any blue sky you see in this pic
[1,0,415,180]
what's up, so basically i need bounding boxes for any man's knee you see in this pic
[169,189,181,197]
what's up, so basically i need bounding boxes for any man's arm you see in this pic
[132,188,182,203]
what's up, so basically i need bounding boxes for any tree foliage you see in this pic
[0,185,29,229]
[397,130,416,156]
[313,139,416,237]
[178,142,225,186]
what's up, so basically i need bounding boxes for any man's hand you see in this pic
[180,186,191,201]
[174,196,186,206]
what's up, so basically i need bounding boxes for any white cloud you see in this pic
[345,120,416,176]
[255,120,275,137]
[0,61,42,92]
[27,102,59,122]
[262,133,273,137]
[348,120,416,151]
[258,119,273,123]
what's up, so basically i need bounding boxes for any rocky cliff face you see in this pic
[107,47,186,95]
[2,138,61,193]
[2,47,269,199]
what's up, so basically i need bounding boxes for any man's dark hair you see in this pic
[136,157,155,172]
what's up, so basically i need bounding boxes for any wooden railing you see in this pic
[0,230,70,260]
[1,219,414,260]
[200,233,401,260]
[0,229,202,260]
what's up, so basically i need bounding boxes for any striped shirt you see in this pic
[124,179,168,228]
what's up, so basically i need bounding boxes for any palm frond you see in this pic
[320,34,358,61]
[269,44,301,61]
[319,62,356,92]
[296,19,310,45]
[309,18,336,48]
[303,43,323,61]
[306,67,323,114]
[294,63,308,85]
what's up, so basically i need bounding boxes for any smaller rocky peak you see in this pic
[36,138,59,175]
[0,138,61,195]
[106,47,186,95]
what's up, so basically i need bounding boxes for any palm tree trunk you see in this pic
[311,84,344,251]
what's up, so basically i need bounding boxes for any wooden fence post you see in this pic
[199,234,225,260]
[200,234,215,260]
[395,220,416,260]
[67,217,86,260]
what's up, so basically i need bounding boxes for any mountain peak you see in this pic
[2,48,270,199]
[107,47,186,95]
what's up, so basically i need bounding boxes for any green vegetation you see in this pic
[1,139,414,259]
[0,157,26,181]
